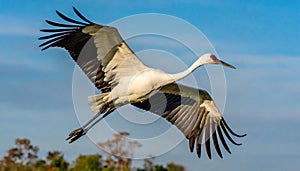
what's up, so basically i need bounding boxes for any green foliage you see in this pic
[137,169,146,171]
[167,162,185,171]
[154,165,167,171]
[34,159,47,171]
[0,137,186,171]
[45,150,69,171]
[101,167,115,171]
[49,155,69,171]
[72,154,102,171]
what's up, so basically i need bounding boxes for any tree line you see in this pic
[0,132,185,171]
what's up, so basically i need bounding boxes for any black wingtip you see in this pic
[217,125,231,154]
[212,128,223,158]
[220,121,242,146]
[56,9,88,25]
[40,47,47,51]
[221,118,247,138]
[195,132,204,158]
[196,143,201,158]
[55,10,60,15]
[189,137,195,153]
[38,32,69,40]
[40,28,72,33]
[205,125,211,159]
[72,6,94,24]
[72,6,78,12]
[45,19,80,27]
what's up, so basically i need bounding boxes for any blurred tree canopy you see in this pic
[72,154,102,171]
[0,135,185,171]
[98,132,142,171]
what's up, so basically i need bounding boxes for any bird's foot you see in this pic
[66,127,86,143]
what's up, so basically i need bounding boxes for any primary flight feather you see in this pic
[39,7,245,159]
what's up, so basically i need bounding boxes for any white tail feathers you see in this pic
[88,93,111,113]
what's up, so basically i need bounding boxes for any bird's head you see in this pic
[199,53,236,69]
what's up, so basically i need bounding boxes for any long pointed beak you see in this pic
[220,60,236,69]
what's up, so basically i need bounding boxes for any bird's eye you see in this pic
[210,54,217,60]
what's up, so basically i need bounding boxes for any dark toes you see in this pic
[66,128,86,142]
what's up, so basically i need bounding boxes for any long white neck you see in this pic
[168,57,206,82]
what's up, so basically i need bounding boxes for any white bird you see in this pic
[39,7,245,159]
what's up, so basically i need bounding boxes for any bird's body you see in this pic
[39,7,245,159]
[110,68,171,104]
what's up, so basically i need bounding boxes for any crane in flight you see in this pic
[39,7,246,159]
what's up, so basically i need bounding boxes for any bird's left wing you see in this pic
[132,83,246,159]
[39,7,148,93]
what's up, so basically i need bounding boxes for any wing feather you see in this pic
[39,7,147,93]
[45,19,80,28]
[217,125,231,154]
[38,32,72,40]
[55,10,88,25]
[212,123,223,158]
[196,130,203,158]
[72,7,94,24]
[220,120,242,146]
[180,104,199,134]
[132,82,245,158]
[205,124,211,159]
[166,107,181,124]
[40,28,72,32]
[222,119,247,138]
[177,106,195,132]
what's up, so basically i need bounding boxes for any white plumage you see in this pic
[39,7,245,159]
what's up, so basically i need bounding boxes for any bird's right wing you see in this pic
[132,83,246,159]
[39,7,148,93]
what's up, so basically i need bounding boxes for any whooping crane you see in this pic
[39,7,246,159]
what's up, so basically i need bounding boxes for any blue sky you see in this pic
[1,0,300,170]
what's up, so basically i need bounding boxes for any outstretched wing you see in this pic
[132,83,246,159]
[39,7,147,92]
